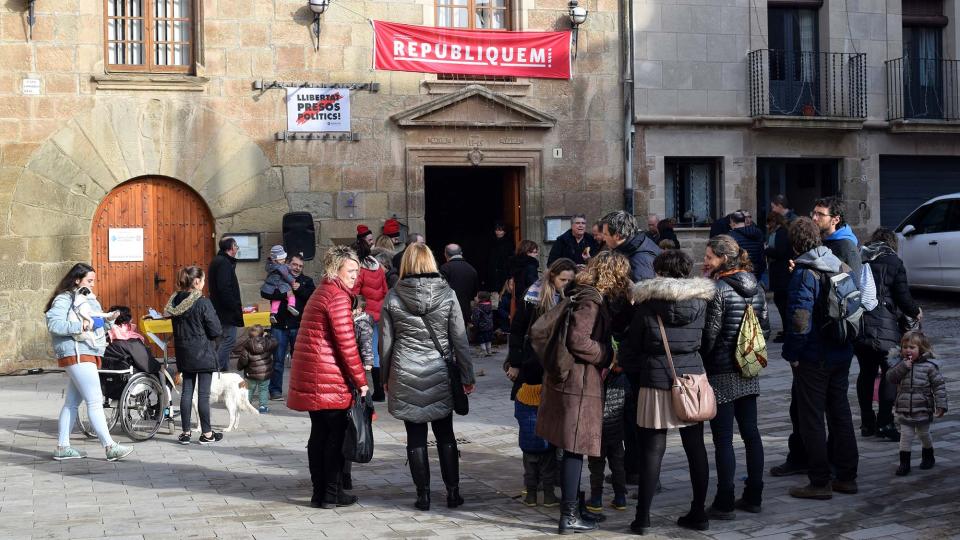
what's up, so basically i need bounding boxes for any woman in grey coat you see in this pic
[381,243,476,512]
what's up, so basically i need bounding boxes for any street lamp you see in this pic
[568,0,588,59]
[308,0,331,52]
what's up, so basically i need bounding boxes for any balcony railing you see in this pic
[886,57,960,121]
[748,49,867,119]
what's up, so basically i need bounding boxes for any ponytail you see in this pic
[177,266,204,291]
[736,247,753,273]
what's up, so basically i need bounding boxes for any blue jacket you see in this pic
[782,247,855,366]
[728,225,767,277]
[45,291,109,359]
[614,233,662,282]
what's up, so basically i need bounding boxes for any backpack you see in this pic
[809,268,864,345]
[528,289,600,382]
[735,304,767,378]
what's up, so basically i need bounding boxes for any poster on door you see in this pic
[108,228,144,262]
[286,87,351,132]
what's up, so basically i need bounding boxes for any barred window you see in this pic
[436,0,510,30]
[105,0,193,73]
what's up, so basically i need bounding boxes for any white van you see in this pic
[895,192,960,292]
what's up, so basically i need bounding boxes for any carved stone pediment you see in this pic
[391,84,556,129]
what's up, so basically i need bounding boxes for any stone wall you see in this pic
[0,0,624,369]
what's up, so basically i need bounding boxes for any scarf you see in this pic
[108,323,146,343]
[163,290,202,317]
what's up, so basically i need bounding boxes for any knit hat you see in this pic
[383,218,401,238]
[357,224,372,240]
[269,245,287,260]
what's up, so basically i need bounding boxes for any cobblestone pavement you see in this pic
[2,291,959,540]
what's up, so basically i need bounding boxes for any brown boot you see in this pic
[788,483,832,500]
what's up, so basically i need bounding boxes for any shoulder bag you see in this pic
[420,315,469,416]
[656,315,716,423]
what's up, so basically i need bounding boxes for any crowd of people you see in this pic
[43,198,948,535]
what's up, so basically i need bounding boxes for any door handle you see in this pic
[154,272,167,289]
[929,241,939,246]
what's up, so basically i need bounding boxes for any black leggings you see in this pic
[561,452,584,504]
[635,423,709,520]
[404,415,456,450]
[180,371,213,433]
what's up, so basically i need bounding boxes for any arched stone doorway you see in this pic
[91,176,215,318]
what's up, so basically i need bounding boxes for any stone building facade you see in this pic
[632,0,960,259]
[0,0,625,368]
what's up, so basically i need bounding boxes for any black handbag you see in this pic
[420,315,469,416]
[342,391,374,464]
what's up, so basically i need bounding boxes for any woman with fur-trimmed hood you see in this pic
[618,250,716,535]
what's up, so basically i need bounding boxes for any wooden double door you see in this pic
[91,177,215,320]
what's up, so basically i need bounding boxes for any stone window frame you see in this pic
[664,157,723,229]
[104,0,200,74]
[435,0,512,31]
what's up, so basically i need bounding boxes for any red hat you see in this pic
[356,224,372,239]
[383,218,401,237]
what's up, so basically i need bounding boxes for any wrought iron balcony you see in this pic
[886,56,960,121]
[748,49,867,122]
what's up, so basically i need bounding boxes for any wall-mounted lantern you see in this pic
[308,0,331,52]
[26,0,37,41]
[567,0,588,59]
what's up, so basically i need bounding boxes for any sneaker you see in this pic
[53,447,87,461]
[105,444,134,462]
[611,493,627,511]
[788,483,832,500]
[770,461,808,477]
[585,494,603,513]
[258,405,269,414]
[198,432,223,445]
[523,488,538,507]
[269,393,283,401]
[178,433,192,445]
[831,479,858,494]
[542,489,559,508]
[286,305,300,317]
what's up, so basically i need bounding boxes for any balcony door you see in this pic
[768,8,819,115]
[903,26,944,119]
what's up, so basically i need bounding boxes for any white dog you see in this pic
[188,372,260,432]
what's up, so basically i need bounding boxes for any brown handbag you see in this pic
[656,315,717,423]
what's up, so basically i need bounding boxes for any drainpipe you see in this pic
[620,0,635,214]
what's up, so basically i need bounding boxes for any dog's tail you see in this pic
[238,382,260,414]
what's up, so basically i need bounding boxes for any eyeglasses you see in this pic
[810,210,832,219]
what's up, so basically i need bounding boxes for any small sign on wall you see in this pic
[108,228,144,262]
[286,87,351,132]
[21,78,40,95]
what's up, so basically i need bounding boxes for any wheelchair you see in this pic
[77,360,180,441]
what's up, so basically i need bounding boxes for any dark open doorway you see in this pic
[757,158,839,225]
[424,166,523,286]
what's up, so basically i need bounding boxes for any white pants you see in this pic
[58,362,115,448]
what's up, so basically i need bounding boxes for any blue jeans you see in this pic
[709,395,764,494]
[58,362,116,448]
[217,325,238,371]
[270,327,298,396]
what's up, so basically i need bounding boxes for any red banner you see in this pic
[372,21,571,80]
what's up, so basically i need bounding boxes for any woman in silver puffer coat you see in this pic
[380,243,476,512]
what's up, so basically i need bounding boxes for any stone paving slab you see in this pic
[2,292,960,539]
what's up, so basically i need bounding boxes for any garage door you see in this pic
[880,156,960,228]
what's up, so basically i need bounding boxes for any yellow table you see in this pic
[140,312,273,363]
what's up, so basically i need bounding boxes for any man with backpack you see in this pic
[781,217,860,500]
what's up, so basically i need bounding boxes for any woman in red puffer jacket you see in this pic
[351,239,389,401]
[287,246,369,510]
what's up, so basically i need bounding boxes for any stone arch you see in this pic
[8,98,285,247]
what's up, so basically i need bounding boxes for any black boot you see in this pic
[735,482,763,513]
[920,447,935,470]
[558,501,599,535]
[437,443,464,508]
[677,503,709,531]
[371,368,385,402]
[896,451,911,476]
[629,510,650,535]
[708,488,736,520]
[341,460,353,491]
[408,447,431,510]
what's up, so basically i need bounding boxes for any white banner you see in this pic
[286,87,351,132]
